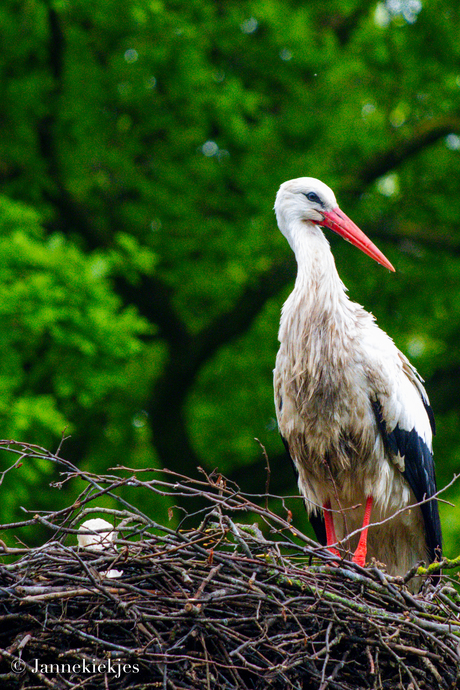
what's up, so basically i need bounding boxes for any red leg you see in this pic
[352,495,373,567]
[323,500,340,558]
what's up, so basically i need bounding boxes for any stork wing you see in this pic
[372,351,442,564]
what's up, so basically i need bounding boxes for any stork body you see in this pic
[274,178,441,580]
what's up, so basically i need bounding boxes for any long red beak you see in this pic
[320,207,395,272]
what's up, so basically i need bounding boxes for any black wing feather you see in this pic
[309,512,327,546]
[372,400,442,564]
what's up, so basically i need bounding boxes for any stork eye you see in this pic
[303,191,322,204]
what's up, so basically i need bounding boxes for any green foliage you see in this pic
[0,196,149,521]
[0,196,148,439]
[0,0,460,560]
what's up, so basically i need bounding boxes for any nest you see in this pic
[0,441,459,690]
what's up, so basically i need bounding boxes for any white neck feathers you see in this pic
[278,220,359,378]
[285,220,349,315]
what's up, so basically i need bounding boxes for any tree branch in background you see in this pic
[329,2,375,46]
[38,5,65,185]
[116,274,191,348]
[343,117,460,194]
[192,258,294,371]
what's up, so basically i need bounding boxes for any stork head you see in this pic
[274,177,395,271]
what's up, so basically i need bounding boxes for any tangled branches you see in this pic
[0,441,459,689]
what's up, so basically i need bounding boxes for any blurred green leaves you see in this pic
[0,195,149,444]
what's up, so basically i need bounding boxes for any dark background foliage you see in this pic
[1,0,460,557]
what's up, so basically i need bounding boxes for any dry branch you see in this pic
[0,441,459,689]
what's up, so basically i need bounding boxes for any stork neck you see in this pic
[278,221,361,384]
[289,221,350,319]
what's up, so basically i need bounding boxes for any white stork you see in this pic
[273,177,441,581]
